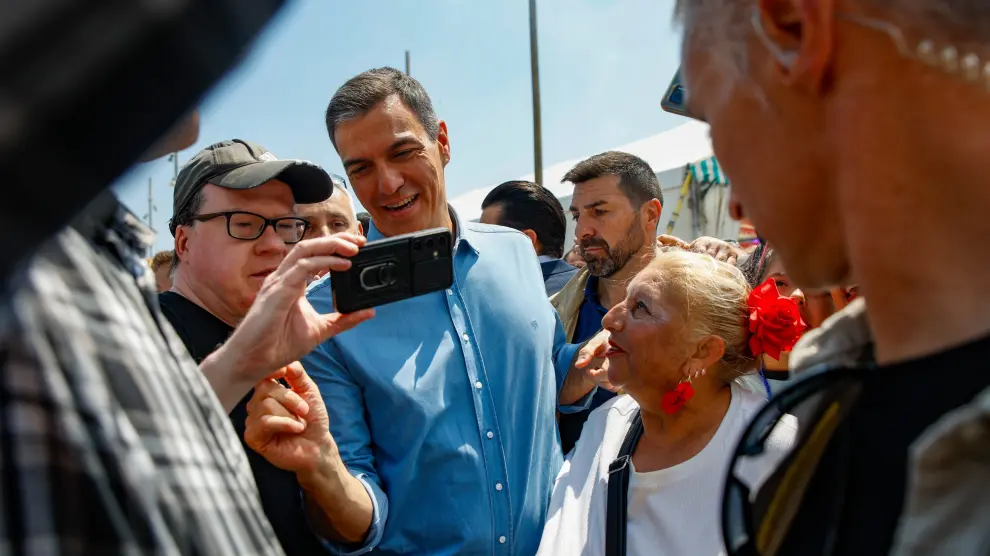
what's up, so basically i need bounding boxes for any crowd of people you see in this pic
[4,0,990,555]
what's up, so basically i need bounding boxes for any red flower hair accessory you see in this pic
[748,277,808,360]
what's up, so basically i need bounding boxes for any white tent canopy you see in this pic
[448,119,716,223]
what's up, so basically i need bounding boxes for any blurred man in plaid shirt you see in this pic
[0,3,373,555]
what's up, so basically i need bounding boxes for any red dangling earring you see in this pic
[660,370,703,415]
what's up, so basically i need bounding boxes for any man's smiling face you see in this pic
[335,95,451,237]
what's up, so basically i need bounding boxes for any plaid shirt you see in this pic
[0,193,283,556]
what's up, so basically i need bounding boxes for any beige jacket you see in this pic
[549,266,591,343]
[789,298,990,555]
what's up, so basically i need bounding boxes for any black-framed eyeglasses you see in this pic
[721,368,867,556]
[186,211,310,244]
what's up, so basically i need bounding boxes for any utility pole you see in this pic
[145,177,156,257]
[528,0,544,186]
[168,152,179,187]
[405,50,411,75]
[147,177,154,230]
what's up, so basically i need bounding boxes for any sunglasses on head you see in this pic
[661,68,702,121]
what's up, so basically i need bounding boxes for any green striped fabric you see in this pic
[690,156,730,185]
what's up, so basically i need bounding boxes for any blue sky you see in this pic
[115,0,687,253]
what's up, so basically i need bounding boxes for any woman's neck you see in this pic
[632,382,732,473]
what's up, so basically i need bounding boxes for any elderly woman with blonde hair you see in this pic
[537,250,802,556]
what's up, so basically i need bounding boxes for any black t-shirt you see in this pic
[158,292,328,556]
[778,334,990,555]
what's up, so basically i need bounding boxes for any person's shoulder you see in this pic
[550,265,590,307]
[732,381,772,416]
[589,394,640,432]
[542,259,578,276]
[465,221,523,236]
[157,291,201,328]
[557,265,579,282]
[543,263,578,296]
[157,290,184,311]
[305,274,336,313]
[464,222,534,250]
[731,382,798,450]
[306,273,332,295]
[158,290,177,306]
[571,395,640,463]
[790,297,873,375]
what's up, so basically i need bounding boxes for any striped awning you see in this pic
[690,156,729,185]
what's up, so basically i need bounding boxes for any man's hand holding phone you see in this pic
[200,233,374,412]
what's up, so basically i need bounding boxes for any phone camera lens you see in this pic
[425,238,434,249]
[413,241,422,250]
[378,264,394,285]
[438,236,447,247]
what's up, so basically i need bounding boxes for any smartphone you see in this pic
[660,68,696,119]
[330,228,454,313]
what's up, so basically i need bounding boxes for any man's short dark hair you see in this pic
[325,67,439,150]
[169,188,205,269]
[562,151,663,207]
[481,180,567,259]
[356,212,371,236]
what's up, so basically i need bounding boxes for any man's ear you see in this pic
[757,0,836,92]
[357,221,364,237]
[520,228,540,255]
[436,120,451,166]
[642,199,663,232]
[174,225,192,267]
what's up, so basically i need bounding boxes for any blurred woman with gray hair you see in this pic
[672,0,990,554]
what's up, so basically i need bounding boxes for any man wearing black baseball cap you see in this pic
[166,139,332,320]
[160,139,344,555]
[169,139,333,235]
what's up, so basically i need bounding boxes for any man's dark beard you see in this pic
[580,216,646,278]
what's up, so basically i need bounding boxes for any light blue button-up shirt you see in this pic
[302,208,587,555]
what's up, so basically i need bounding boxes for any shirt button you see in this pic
[446,289,453,295]
[474,381,483,390]
[495,482,503,491]
[486,431,494,439]
[461,332,470,342]
[499,536,506,544]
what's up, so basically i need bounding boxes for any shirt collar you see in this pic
[537,255,556,264]
[159,292,234,362]
[366,204,479,255]
[583,273,603,308]
[71,191,155,252]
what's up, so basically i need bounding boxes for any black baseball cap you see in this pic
[170,139,333,235]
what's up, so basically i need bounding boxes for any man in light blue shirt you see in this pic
[242,67,607,555]
[305,208,585,554]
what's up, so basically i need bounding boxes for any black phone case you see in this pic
[330,228,454,313]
